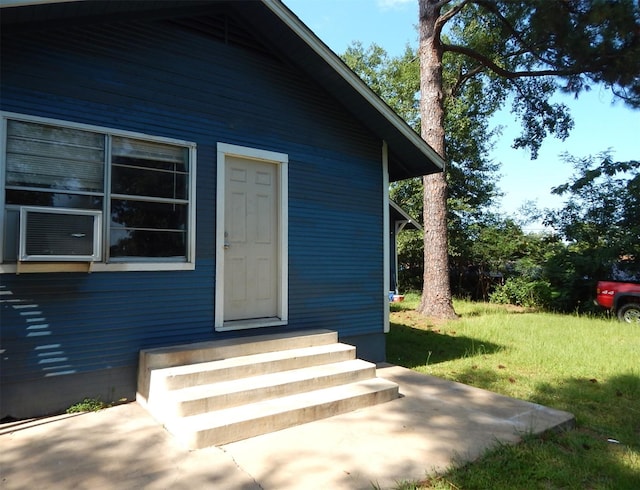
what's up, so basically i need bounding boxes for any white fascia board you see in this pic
[263,0,445,171]
[390,200,423,232]
[0,0,81,7]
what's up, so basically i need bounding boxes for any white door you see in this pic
[223,156,279,321]
[215,143,288,331]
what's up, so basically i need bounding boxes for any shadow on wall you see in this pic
[0,277,129,419]
[1,283,77,379]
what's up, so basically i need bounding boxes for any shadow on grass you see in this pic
[386,322,504,368]
[533,373,640,445]
[385,306,640,488]
[434,371,640,489]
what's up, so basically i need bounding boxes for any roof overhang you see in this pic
[390,201,422,232]
[1,0,445,181]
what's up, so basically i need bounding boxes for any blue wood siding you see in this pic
[1,14,384,414]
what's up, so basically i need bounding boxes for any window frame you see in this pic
[0,111,197,273]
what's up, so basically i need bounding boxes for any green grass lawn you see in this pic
[388,294,640,489]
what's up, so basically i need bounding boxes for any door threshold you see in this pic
[216,318,287,332]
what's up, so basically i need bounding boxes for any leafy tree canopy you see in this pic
[419,0,639,317]
[341,42,502,236]
[544,153,640,276]
[441,0,640,157]
[344,1,640,315]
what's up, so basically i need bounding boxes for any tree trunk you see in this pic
[417,0,457,319]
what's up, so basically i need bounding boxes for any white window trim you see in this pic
[0,111,197,273]
[215,142,289,331]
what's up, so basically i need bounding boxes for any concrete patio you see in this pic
[0,364,574,490]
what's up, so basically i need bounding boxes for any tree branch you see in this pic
[472,0,554,65]
[450,65,484,96]
[442,43,584,79]
[611,85,640,108]
[435,0,472,37]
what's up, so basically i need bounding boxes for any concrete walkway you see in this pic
[0,365,574,490]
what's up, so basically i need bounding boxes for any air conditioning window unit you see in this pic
[19,206,102,262]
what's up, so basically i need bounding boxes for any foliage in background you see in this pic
[342,42,502,296]
[488,153,640,312]
[341,41,502,226]
[546,153,640,273]
[398,151,640,312]
[415,0,640,319]
[342,34,639,313]
[489,277,552,308]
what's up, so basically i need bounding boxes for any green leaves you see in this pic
[442,0,640,155]
[544,152,640,287]
[341,1,639,310]
[342,42,421,129]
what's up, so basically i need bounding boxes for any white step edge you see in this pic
[167,377,399,449]
[142,329,338,369]
[138,329,338,402]
[153,359,376,419]
[150,343,356,392]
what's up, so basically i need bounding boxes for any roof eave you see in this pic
[1,0,446,180]
[263,0,445,178]
[390,201,423,231]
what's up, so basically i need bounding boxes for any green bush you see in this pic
[66,398,108,413]
[489,277,552,309]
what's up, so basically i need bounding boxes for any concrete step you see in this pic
[138,329,337,402]
[167,377,400,449]
[154,359,376,420]
[149,343,356,393]
[138,330,400,450]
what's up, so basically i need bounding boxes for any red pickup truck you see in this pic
[595,280,640,323]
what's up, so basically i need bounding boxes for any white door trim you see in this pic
[215,142,288,331]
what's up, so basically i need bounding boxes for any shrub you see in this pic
[489,277,552,309]
[66,398,108,413]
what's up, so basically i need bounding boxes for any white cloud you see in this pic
[377,0,414,11]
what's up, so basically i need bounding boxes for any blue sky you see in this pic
[284,0,639,228]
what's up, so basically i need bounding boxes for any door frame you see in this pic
[215,142,288,331]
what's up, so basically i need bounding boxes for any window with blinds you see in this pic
[1,114,196,268]
[6,120,105,193]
